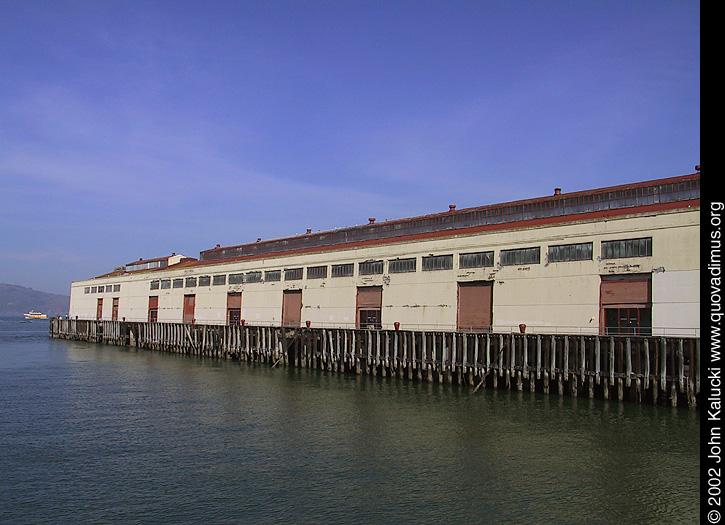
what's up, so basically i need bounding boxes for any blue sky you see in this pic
[1,1,700,295]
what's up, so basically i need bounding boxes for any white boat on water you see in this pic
[24,311,48,319]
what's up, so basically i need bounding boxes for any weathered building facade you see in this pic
[68,172,700,337]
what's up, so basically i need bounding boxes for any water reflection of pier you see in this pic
[49,318,699,409]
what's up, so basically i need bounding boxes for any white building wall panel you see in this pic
[67,205,700,336]
[652,270,700,337]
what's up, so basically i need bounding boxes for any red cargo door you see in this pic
[357,286,382,329]
[112,298,119,321]
[600,276,651,335]
[96,298,103,320]
[183,294,196,324]
[457,281,493,332]
[148,296,159,323]
[282,290,302,327]
[227,292,242,325]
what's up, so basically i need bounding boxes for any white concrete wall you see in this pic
[652,270,700,336]
[68,206,700,336]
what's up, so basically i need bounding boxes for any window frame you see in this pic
[459,251,494,269]
[547,242,593,263]
[245,271,263,283]
[331,263,354,277]
[229,273,245,285]
[265,270,282,282]
[307,265,328,279]
[500,246,541,266]
[422,254,453,271]
[601,237,652,259]
[284,268,303,281]
[388,257,417,274]
[359,260,384,276]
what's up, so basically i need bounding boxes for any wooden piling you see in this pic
[48,318,699,409]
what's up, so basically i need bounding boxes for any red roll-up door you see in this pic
[457,281,493,331]
[227,292,242,325]
[183,295,196,324]
[600,276,651,335]
[357,287,382,329]
[282,290,302,327]
[600,278,650,307]
[148,296,158,322]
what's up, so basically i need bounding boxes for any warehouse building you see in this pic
[68,170,700,337]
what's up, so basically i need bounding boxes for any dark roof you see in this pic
[125,254,175,267]
[199,172,700,264]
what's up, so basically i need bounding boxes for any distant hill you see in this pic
[0,283,70,317]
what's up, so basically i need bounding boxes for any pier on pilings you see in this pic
[49,318,700,409]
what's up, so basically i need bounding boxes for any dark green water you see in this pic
[0,318,700,523]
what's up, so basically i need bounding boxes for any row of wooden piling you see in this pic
[49,318,699,409]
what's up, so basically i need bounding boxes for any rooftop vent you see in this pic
[554,187,562,195]
[369,218,376,224]
[449,204,456,211]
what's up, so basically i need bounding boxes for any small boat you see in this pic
[24,311,48,319]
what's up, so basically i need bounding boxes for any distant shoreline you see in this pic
[0,283,70,318]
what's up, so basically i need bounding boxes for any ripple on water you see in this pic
[0,323,701,524]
